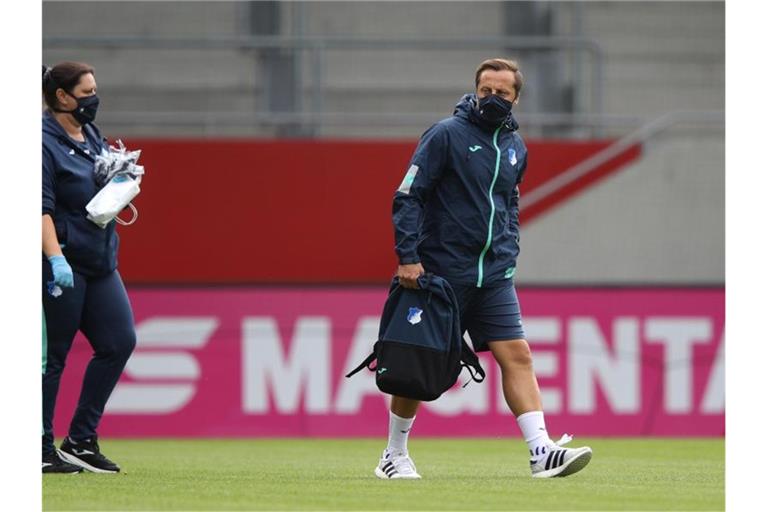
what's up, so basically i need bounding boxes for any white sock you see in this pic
[516,410,552,460]
[386,411,415,455]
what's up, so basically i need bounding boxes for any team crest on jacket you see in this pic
[407,307,423,325]
[509,149,518,165]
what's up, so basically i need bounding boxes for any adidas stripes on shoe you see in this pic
[530,434,592,478]
[374,449,421,479]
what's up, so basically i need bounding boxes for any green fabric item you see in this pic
[42,307,47,435]
[42,307,47,374]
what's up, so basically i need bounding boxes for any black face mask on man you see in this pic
[477,94,513,127]
[57,92,100,125]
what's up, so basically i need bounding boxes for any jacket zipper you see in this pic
[477,126,502,287]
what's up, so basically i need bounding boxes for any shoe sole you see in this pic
[374,466,421,480]
[532,448,592,479]
[57,449,119,474]
[42,466,82,475]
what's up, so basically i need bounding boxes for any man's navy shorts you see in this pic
[451,282,526,352]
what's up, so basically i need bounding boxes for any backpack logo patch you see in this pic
[509,149,518,165]
[407,307,423,325]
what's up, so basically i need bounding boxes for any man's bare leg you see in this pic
[489,339,592,477]
[391,395,420,419]
[489,339,542,416]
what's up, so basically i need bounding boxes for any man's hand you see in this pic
[396,263,425,289]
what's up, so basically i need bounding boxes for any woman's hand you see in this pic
[48,255,74,288]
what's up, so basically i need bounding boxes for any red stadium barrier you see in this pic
[53,286,723,438]
[116,139,639,284]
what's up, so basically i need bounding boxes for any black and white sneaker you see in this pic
[374,449,421,479]
[530,434,592,478]
[42,452,83,474]
[58,436,121,473]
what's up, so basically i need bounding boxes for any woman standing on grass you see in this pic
[42,62,136,474]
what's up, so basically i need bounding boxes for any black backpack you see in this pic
[346,275,485,401]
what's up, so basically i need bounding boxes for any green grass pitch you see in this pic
[43,438,723,511]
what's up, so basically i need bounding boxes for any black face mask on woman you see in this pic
[57,92,100,125]
[477,94,513,127]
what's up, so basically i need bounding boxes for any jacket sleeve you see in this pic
[42,147,55,216]
[506,150,530,239]
[516,152,528,184]
[392,123,449,264]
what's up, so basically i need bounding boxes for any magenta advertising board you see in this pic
[52,288,724,437]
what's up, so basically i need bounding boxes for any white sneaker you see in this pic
[374,449,422,479]
[530,434,592,478]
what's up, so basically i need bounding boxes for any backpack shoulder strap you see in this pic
[460,341,486,384]
[429,275,486,385]
[345,350,377,378]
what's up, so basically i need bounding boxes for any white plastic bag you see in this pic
[87,139,145,228]
[86,175,141,229]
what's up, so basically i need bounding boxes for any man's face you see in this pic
[476,69,518,104]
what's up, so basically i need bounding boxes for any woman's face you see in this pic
[55,72,97,111]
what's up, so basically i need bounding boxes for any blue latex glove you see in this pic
[48,255,74,288]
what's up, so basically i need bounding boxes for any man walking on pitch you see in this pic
[377,58,592,480]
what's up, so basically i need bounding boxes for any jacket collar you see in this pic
[453,93,519,133]
[43,109,100,148]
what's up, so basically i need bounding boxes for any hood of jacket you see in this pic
[42,109,71,139]
[43,109,104,152]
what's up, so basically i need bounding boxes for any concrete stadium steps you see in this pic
[306,49,497,90]
[43,1,724,135]
[578,1,724,37]
[567,1,724,117]
[42,1,245,37]
[43,48,263,89]
[298,1,505,37]
[92,87,263,114]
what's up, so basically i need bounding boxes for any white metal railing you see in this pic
[92,110,642,130]
[519,111,725,210]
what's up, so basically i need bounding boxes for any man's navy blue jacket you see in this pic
[43,111,118,277]
[392,94,528,288]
